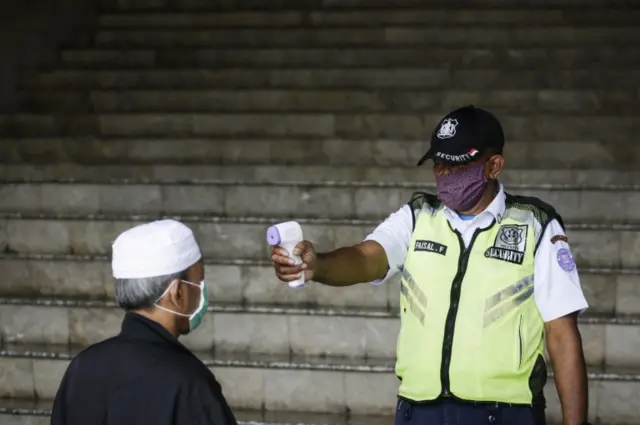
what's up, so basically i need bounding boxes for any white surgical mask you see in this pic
[155,279,208,332]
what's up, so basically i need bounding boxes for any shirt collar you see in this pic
[119,311,191,354]
[443,182,506,223]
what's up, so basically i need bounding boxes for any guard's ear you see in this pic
[486,155,504,180]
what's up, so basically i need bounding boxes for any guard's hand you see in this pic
[271,240,316,283]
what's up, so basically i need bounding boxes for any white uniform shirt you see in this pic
[365,184,588,322]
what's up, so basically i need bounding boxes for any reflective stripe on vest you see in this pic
[396,207,545,405]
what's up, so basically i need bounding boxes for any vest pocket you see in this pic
[517,314,524,369]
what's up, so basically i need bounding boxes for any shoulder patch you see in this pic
[556,248,577,272]
[550,234,568,244]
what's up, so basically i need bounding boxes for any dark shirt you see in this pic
[51,312,237,425]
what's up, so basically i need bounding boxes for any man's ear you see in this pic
[487,155,504,180]
[165,279,183,308]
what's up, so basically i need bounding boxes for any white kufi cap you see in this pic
[111,219,202,279]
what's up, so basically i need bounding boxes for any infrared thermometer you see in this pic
[266,221,305,288]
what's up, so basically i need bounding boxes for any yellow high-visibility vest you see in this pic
[396,192,560,405]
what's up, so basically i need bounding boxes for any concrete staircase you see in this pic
[1,0,640,424]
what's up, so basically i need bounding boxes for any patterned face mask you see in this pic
[435,161,489,212]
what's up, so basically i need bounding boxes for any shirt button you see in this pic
[488,415,496,423]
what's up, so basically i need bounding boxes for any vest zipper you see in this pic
[440,216,501,397]
[440,228,482,397]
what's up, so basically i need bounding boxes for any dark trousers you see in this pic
[394,399,545,425]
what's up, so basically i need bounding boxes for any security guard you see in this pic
[271,106,590,425]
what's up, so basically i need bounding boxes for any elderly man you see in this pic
[51,219,237,425]
[271,106,590,425]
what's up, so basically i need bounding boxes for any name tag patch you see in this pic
[484,225,528,265]
[414,240,447,256]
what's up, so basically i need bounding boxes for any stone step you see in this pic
[0,297,637,367]
[22,68,640,90]
[59,47,640,69]
[1,138,638,169]
[1,215,639,268]
[99,11,305,27]
[0,182,639,222]
[97,10,640,27]
[0,346,634,423]
[317,0,638,6]
[17,89,639,114]
[92,27,640,48]
[2,164,639,187]
[0,253,636,316]
[0,412,48,425]
[0,400,393,425]
[101,0,639,10]
[1,113,639,140]
[61,49,156,68]
[102,0,324,10]
[0,347,404,415]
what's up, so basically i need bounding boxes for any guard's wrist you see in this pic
[311,253,326,281]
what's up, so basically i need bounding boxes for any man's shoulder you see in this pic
[408,191,441,212]
[504,192,562,227]
[69,336,203,372]
[71,336,120,360]
[60,336,121,378]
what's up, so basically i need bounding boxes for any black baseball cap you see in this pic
[417,105,505,166]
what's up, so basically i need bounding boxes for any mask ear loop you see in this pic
[155,279,178,304]
[154,280,201,317]
[187,280,206,316]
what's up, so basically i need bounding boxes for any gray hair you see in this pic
[114,269,187,310]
